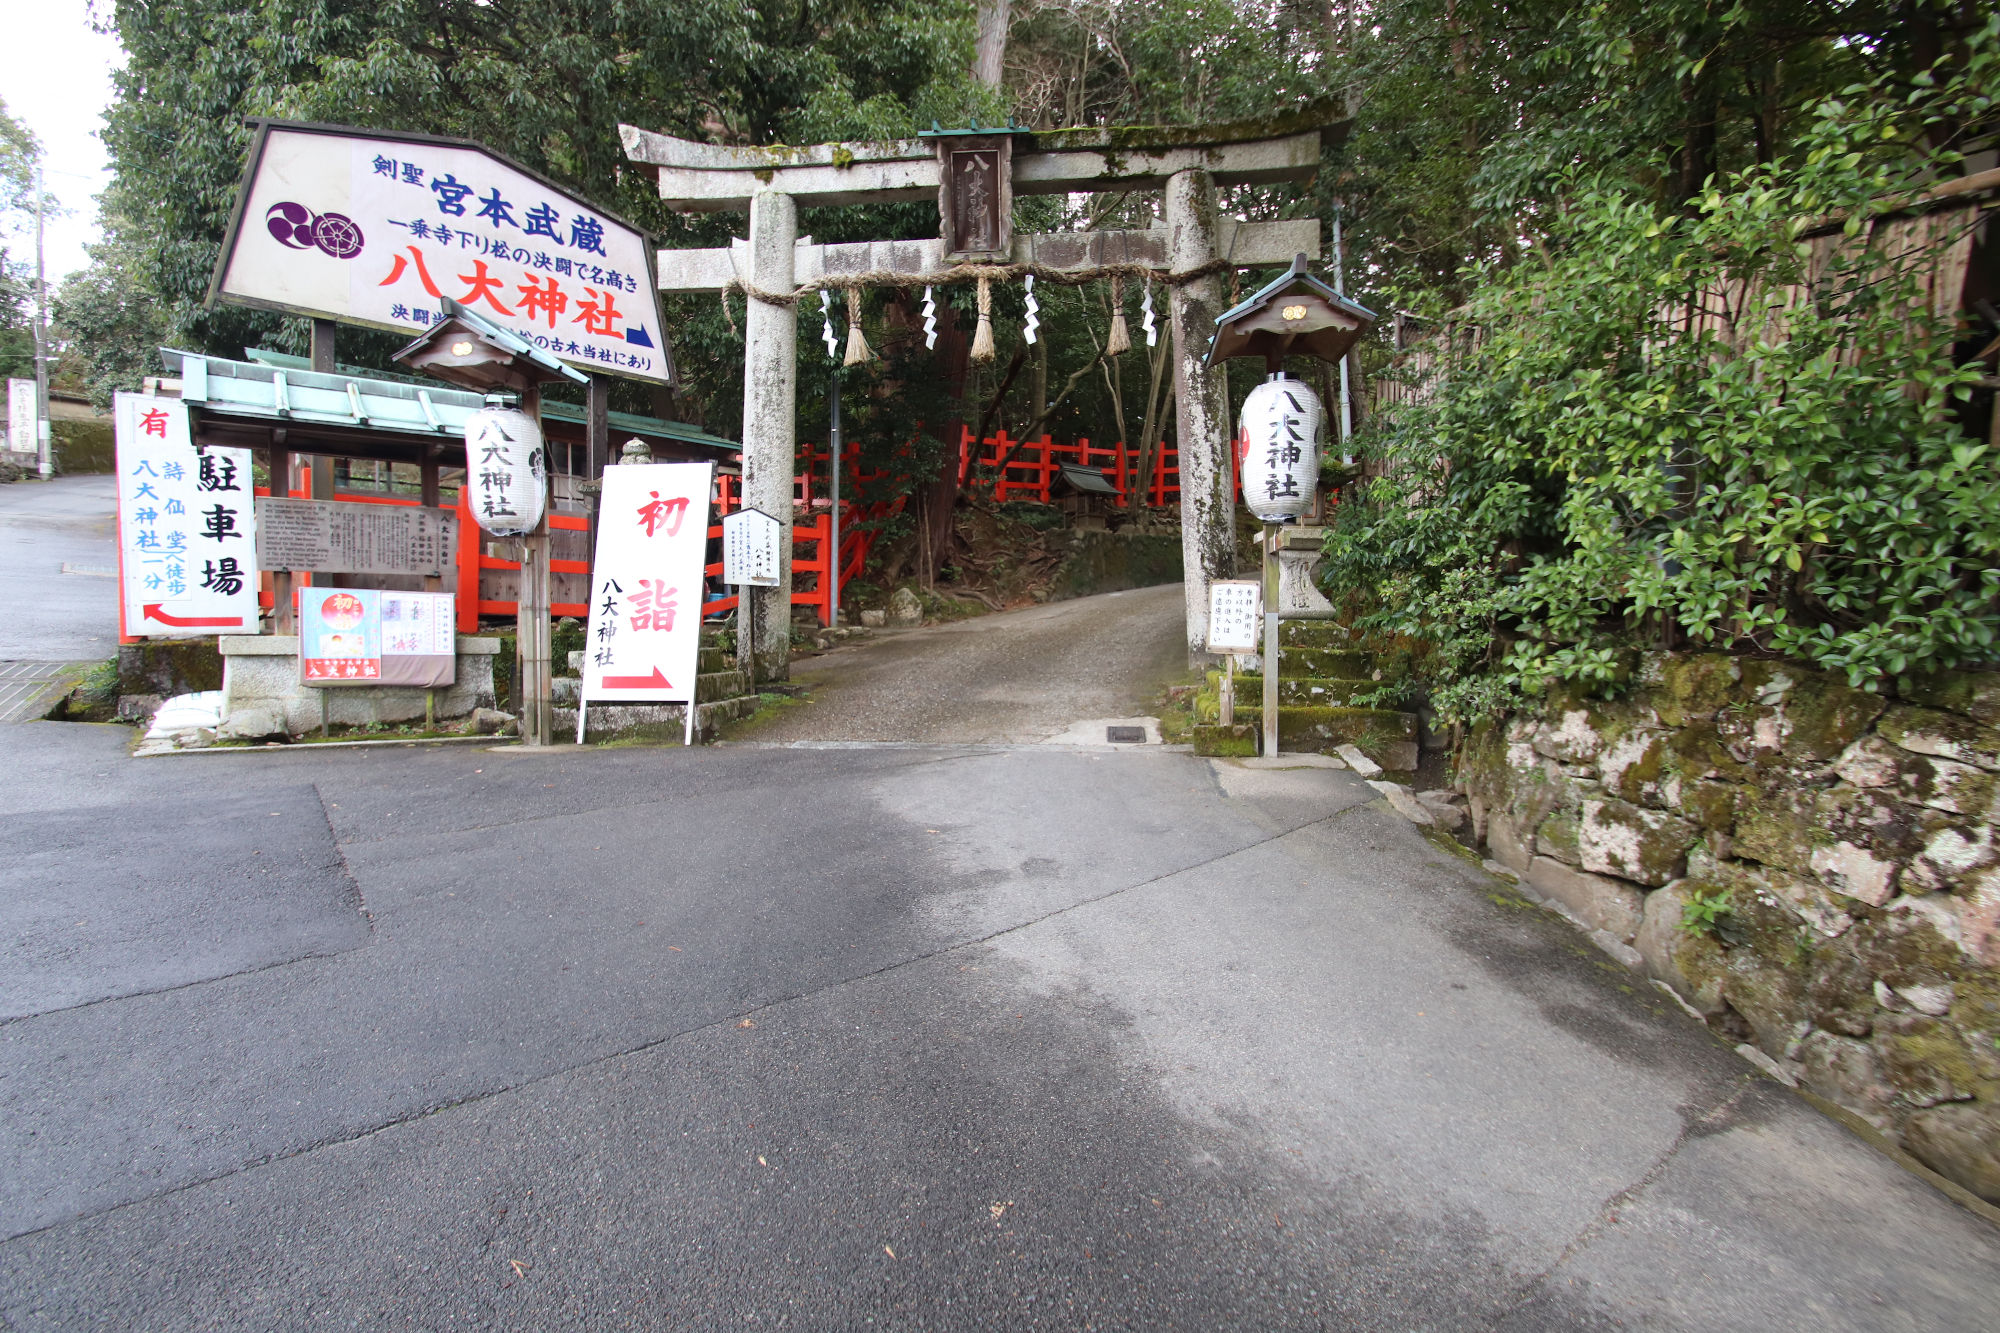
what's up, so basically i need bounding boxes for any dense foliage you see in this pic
[47,0,2000,609]
[1325,18,2000,717]
[0,97,40,382]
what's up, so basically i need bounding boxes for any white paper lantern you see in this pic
[1238,374,1324,523]
[463,397,547,537]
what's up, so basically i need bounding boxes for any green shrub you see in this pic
[1323,20,2000,723]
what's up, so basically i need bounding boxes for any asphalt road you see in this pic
[0,475,121,661]
[1,590,1996,1329]
[752,584,1189,744]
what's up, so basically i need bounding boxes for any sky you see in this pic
[0,0,123,284]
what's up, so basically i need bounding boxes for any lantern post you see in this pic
[1204,254,1376,757]
[394,299,589,747]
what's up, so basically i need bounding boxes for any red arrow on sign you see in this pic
[601,666,672,690]
[143,604,245,628]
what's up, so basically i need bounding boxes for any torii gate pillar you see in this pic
[1164,167,1235,664]
[742,188,798,677]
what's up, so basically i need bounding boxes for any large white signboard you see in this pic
[1206,579,1263,654]
[7,378,34,455]
[114,394,260,638]
[210,121,670,384]
[580,462,713,708]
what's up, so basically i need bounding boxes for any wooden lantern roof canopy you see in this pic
[391,297,591,395]
[1203,253,1378,370]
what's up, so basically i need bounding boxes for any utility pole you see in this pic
[1331,200,1355,464]
[33,162,51,479]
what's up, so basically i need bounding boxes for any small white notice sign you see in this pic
[1207,579,1262,654]
[7,378,34,455]
[722,507,782,587]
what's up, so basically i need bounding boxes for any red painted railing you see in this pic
[953,428,1219,506]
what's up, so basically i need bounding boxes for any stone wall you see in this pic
[1460,652,2000,1203]
[217,635,500,738]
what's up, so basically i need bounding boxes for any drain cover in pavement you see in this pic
[1105,725,1146,744]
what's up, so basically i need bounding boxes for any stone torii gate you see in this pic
[620,111,1345,673]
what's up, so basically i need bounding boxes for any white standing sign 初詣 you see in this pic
[6,379,34,454]
[1206,580,1263,655]
[721,507,782,587]
[580,462,714,706]
[210,121,669,384]
[114,394,261,638]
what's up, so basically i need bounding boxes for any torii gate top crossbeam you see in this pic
[621,112,1349,214]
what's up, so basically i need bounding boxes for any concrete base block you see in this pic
[218,635,500,737]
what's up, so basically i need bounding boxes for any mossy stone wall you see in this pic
[1461,652,2000,1203]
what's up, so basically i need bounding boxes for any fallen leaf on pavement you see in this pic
[737,1018,755,1029]
[507,1260,530,1277]
[884,1246,896,1259]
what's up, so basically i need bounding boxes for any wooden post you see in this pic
[1165,167,1236,666]
[518,384,554,746]
[585,374,609,563]
[741,188,798,680]
[1262,523,1280,759]
[420,442,443,594]
[310,319,336,373]
[268,432,294,634]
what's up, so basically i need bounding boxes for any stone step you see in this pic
[1191,723,1258,757]
[1233,704,1419,771]
[556,692,761,744]
[553,669,749,707]
[1276,647,1372,680]
[698,647,735,674]
[1233,674,1376,706]
[1279,620,1355,649]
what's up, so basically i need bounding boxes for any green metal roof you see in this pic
[164,347,483,437]
[177,348,738,455]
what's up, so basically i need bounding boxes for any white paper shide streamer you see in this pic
[1140,280,1158,347]
[1237,374,1323,524]
[921,286,938,349]
[821,290,839,362]
[464,396,547,537]
[1022,274,1040,345]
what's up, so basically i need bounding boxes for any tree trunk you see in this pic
[973,0,1011,90]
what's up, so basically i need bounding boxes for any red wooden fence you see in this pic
[254,424,1224,636]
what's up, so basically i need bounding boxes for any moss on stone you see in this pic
[1878,705,2000,772]
[1782,674,1889,763]
[1952,974,2000,1040]
[1723,951,1812,1057]
[1898,669,2000,728]
[1665,720,1750,783]
[1192,723,1258,757]
[1601,730,1669,805]
[1807,947,1878,1037]
[1878,1013,1999,1106]
[1735,788,1822,875]
[1681,781,1742,832]
[1536,809,1582,864]
[1580,798,1696,886]
[1652,654,1741,727]
[1902,1104,2000,1204]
